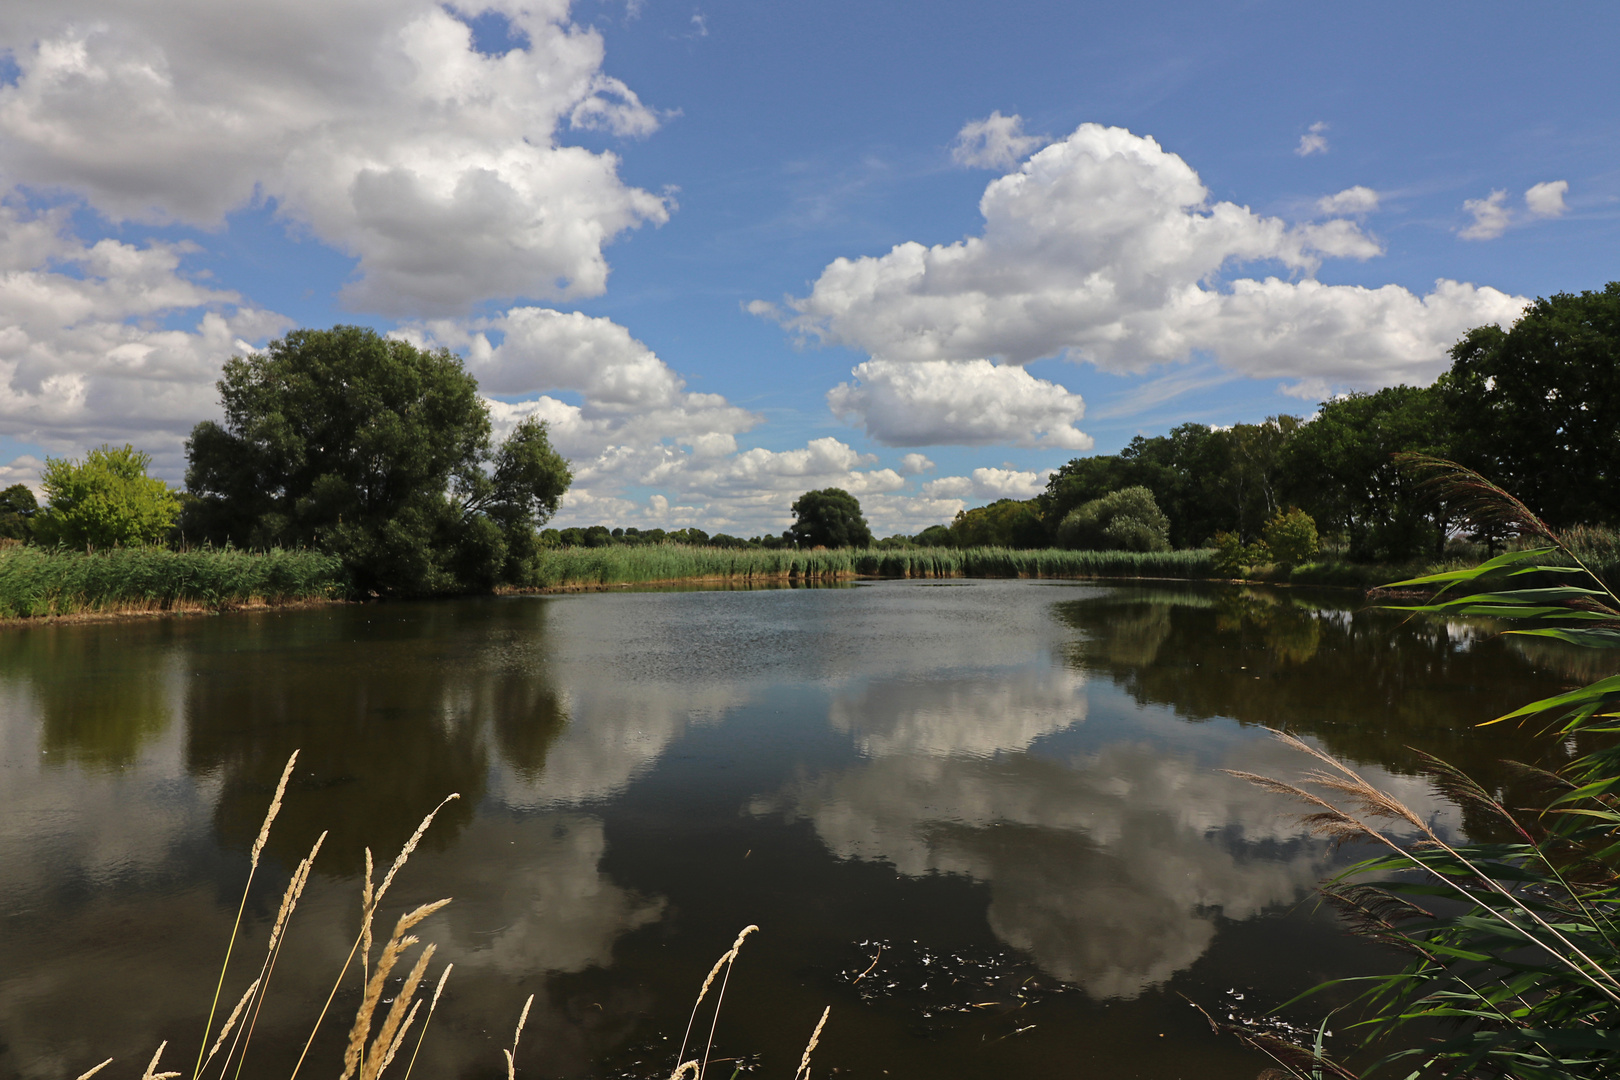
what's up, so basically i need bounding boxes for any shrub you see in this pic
[1262,507,1320,570]
[1057,486,1171,552]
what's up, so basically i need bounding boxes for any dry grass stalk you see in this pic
[342,900,452,1080]
[400,963,453,1080]
[360,942,438,1080]
[670,925,758,1080]
[201,978,260,1075]
[375,999,421,1079]
[251,751,300,870]
[363,794,458,987]
[502,994,534,1080]
[142,1042,181,1080]
[291,800,458,1080]
[72,1058,114,1080]
[791,1007,830,1080]
[360,848,375,987]
[221,832,327,1080]
[193,750,300,1080]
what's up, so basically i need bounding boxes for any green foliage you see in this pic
[1262,508,1320,570]
[948,498,1046,548]
[0,546,345,618]
[35,444,180,548]
[183,326,571,595]
[1281,385,1453,560]
[788,488,872,548]
[523,543,1217,588]
[1210,530,1268,577]
[1056,486,1170,552]
[1444,282,1620,529]
[0,483,37,541]
[1231,460,1620,1079]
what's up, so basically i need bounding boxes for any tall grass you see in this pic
[0,546,347,619]
[524,544,1218,588]
[69,751,820,1080]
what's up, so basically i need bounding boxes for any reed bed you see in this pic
[0,546,347,619]
[525,544,1218,589]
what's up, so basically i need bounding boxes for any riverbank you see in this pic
[0,542,1493,626]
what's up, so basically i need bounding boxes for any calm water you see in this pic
[0,579,1585,1079]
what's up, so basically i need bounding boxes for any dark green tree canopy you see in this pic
[0,483,37,541]
[1056,486,1171,552]
[948,498,1045,548]
[1278,385,1451,560]
[789,488,872,548]
[184,325,571,594]
[1443,282,1620,528]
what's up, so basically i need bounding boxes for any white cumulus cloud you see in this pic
[897,453,935,475]
[1525,180,1569,218]
[1460,190,1512,240]
[763,124,1523,397]
[922,467,1048,501]
[828,359,1091,449]
[0,0,669,315]
[1316,185,1379,215]
[951,111,1046,169]
[1295,121,1329,156]
[0,202,290,459]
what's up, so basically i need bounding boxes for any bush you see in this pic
[1057,486,1171,552]
[1261,507,1320,570]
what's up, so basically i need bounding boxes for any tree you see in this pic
[1056,486,1171,551]
[184,326,571,594]
[1261,507,1319,570]
[35,445,180,548]
[0,484,38,541]
[1279,386,1451,560]
[788,488,872,548]
[1442,282,1620,528]
[948,498,1045,548]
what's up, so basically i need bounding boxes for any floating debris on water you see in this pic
[832,938,1078,1023]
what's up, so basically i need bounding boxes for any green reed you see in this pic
[523,544,1218,588]
[0,546,348,618]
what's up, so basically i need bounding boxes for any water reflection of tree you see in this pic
[0,623,178,769]
[186,600,570,873]
[1054,586,1570,810]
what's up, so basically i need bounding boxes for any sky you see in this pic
[0,0,1615,536]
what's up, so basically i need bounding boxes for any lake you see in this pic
[0,579,1581,1079]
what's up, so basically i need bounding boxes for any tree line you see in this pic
[9,282,1617,590]
[917,282,1620,560]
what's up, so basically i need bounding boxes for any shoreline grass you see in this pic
[0,545,348,620]
[2,541,1525,626]
[523,544,1220,589]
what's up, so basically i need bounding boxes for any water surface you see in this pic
[0,580,1578,1078]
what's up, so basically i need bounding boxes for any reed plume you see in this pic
[670,925,758,1080]
[502,994,534,1080]
[792,1007,830,1080]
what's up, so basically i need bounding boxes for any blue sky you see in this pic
[0,0,1614,534]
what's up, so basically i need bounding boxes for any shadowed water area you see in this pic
[0,579,1589,1079]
